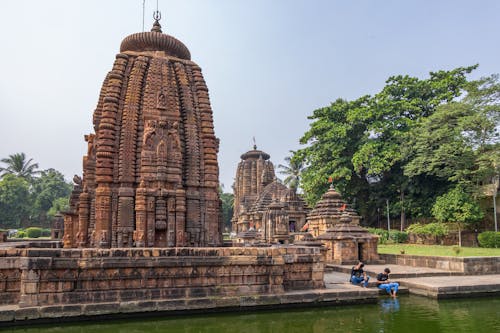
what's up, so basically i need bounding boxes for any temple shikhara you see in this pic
[63,17,222,248]
[232,146,309,244]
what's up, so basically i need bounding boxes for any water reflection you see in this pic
[1,296,499,333]
[380,298,400,313]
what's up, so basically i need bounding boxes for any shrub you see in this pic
[367,228,389,244]
[41,228,51,237]
[406,222,449,237]
[25,227,43,238]
[15,230,26,238]
[389,230,408,243]
[478,231,500,248]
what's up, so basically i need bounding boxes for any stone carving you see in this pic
[64,20,222,248]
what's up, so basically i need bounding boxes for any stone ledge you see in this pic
[0,289,378,326]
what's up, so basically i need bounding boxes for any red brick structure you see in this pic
[64,18,222,248]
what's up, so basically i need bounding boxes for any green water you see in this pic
[2,296,499,333]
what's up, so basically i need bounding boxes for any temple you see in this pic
[63,17,222,248]
[309,186,379,264]
[232,146,309,243]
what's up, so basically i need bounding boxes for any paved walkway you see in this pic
[325,265,500,299]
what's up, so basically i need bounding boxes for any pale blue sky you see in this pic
[0,0,499,189]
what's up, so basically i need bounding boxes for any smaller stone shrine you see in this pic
[232,146,309,244]
[317,212,379,264]
[306,185,359,237]
[308,185,379,264]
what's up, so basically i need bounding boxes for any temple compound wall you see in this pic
[63,19,222,249]
[0,247,324,308]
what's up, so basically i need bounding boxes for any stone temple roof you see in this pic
[120,19,191,60]
[307,186,357,220]
[240,146,271,161]
[250,180,289,213]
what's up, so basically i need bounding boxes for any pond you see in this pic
[2,296,499,333]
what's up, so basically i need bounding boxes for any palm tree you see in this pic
[278,150,304,193]
[0,152,40,180]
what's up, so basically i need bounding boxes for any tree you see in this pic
[0,153,40,180]
[30,169,72,225]
[0,174,31,228]
[404,75,500,191]
[47,197,70,220]
[296,66,478,222]
[432,185,484,246]
[278,150,304,192]
[220,192,234,232]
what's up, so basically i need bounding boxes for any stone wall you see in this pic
[0,246,324,308]
[380,253,500,274]
[408,231,478,247]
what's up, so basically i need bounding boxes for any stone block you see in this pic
[82,303,118,316]
[156,299,187,311]
[0,309,15,322]
[14,307,40,321]
[119,301,157,313]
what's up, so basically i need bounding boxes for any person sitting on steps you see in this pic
[350,261,370,288]
[377,267,399,298]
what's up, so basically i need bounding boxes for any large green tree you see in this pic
[0,153,40,180]
[30,169,72,226]
[404,75,500,191]
[296,66,480,223]
[0,174,31,228]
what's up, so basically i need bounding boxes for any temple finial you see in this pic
[151,10,162,33]
[253,136,257,150]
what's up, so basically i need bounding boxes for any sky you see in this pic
[0,0,499,190]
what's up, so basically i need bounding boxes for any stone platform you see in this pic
[327,264,500,299]
[0,287,378,326]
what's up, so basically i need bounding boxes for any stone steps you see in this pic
[326,264,464,278]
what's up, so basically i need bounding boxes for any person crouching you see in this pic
[350,261,370,288]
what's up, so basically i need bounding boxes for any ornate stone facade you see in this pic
[309,186,379,264]
[232,147,309,243]
[64,19,222,248]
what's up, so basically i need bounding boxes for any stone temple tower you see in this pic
[232,146,275,226]
[63,17,222,248]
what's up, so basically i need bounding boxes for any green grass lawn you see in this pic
[378,244,500,257]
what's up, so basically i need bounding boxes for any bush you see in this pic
[478,231,500,248]
[406,222,449,237]
[389,230,408,243]
[15,230,26,238]
[25,227,43,238]
[368,228,408,244]
[367,228,390,244]
[41,228,51,237]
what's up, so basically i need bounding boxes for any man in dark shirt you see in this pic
[376,267,399,297]
[350,261,370,287]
